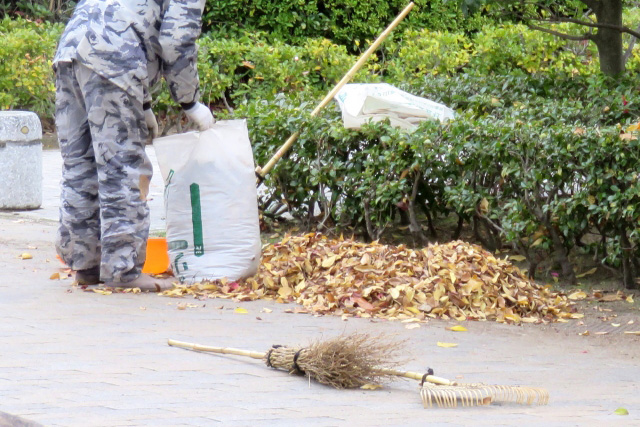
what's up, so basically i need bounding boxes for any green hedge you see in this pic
[237,95,640,289]
[0,17,62,118]
[202,0,489,48]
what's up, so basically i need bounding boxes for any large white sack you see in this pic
[335,83,455,130]
[153,120,261,283]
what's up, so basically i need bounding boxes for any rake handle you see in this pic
[255,1,415,181]
[376,368,455,386]
[168,339,266,360]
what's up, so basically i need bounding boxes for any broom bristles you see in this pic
[264,333,404,389]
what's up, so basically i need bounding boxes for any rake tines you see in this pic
[421,382,491,408]
[419,382,549,408]
[473,383,550,406]
[377,368,549,408]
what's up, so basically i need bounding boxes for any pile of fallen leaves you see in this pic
[161,233,579,324]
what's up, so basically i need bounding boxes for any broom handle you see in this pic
[168,339,266,360]
[375,368,456,386]
[255,1,415,180]
[168,339,455,386]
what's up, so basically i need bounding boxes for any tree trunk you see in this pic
[591,0,624,76]
[620,227,638,290]
[408,172,429,247]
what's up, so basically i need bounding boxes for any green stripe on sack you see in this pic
[190,183,204,257]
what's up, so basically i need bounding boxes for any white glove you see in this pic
[144,108,159,139]
[184,102,215,131]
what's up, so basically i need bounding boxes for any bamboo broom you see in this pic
[255,2,416,182]
[167,334,549,408]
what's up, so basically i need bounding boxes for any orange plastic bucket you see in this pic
[142,237,170,274]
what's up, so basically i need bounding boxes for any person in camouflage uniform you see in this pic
[54,0,215,291]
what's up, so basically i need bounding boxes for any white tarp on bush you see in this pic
[335,83,455,130]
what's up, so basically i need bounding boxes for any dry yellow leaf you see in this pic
[505,313,522,323]
[624,331,640,335]
[360,384,383,390]
[478,197,489,214]
[627,295,634,303]
[278,286,292,298]
[360,253,371,265]
[568,291,588,300]
[406,306,420,315]
[626,122,640,132]
[576,268,597,278]
[405,323,421,330]
[234,307,248,314]
[437,342,458,348]
[322,255,337,268]
[599,294,622,302]
[50,272,60,280]
[20,252,32,260]
[531,237,544,247]
[446,325,468,332]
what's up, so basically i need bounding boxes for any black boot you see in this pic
[75,266,101,285]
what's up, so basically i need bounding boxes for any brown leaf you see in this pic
[352,296,375,311]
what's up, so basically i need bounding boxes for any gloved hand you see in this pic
[184,102,215,131]
[144,108,159,139]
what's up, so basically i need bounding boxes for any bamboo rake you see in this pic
[167,337,549,408]
[255,2,416,181]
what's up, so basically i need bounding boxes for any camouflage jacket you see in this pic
[54,0,206,107]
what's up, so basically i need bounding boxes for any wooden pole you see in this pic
[168,339,266,360]
[255,2,415,181]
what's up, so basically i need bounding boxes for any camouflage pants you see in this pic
[54,61,152,283]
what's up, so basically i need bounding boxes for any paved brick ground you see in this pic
[0,149,639,426]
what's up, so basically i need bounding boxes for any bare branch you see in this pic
[221,92,234,113]
[554,17,640,39]
[507,1,640,39]
[527,22,592,41]
[624,23,640,64]
[579,0,600,11]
